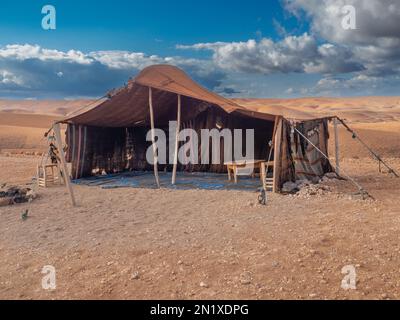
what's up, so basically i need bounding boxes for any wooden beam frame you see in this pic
[172,94,181,185]
[53,123,77,207]
[148,87,161,188]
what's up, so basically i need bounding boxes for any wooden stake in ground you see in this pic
[53,123,77,207]
[333,117,340,175]
[148,87,161,188]
[172,94,181,185]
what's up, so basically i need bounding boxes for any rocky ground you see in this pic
[1,154,400,300]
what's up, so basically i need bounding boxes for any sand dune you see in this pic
[0,99,95,116]
[0,126,48,153]
[0,112,59,128]
[0,112,59,153]
[234,96,400,123]
[1,96,400,122]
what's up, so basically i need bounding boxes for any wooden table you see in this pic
[224,160,274,184]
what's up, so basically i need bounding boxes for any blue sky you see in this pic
[0,1,301,51]
[0,0,399,99]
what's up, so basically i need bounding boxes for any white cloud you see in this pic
[284,0,400,76]
[177,33,363,75]
[0,44,92,64]
[0,70,24,86]
[285,87,294,94]
[0,44,225,98]
[89,51,165,69]
[285,0,400,45]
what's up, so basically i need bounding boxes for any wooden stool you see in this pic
[260,162,274,191]
[37,164,63,187]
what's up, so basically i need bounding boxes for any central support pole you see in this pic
[148,87,161,188]
[172,94,181,185]
[333,117,340,175]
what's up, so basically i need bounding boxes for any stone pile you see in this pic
[0,185,37,207]
[282,172,338,198]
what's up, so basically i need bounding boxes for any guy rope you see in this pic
[336,117,399,178]
[293,125,374,200]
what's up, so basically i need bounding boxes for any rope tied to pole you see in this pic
[337,117,399,178]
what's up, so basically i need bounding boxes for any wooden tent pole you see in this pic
[333,117,340,175]
[272,117,283,193]
[149,87,161,188]
[172,94,181,185]
[53,123,77,207]
[262,116,279,192]
[271,116,279,144]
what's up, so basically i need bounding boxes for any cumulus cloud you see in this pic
[284,0,400,45]
[0,44,92,64]
[0,44,225,98]
[2,0,400,102]
[177,33,363,75]
[89,51,165,69]
[284,0,400,77]
[308,73,400,96]
[0,70,24,86]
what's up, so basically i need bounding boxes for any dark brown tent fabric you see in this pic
[61,65,274,127]
[66,108,275,178]
[61,65,330,127]
[60,64,333,189]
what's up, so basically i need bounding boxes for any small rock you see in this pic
[199,282,208,288]
[324,172,337,179]
[282,181,298,193]
[131,271,140,280]
[240,271,252,285]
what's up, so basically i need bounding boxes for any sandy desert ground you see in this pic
[0,98,400,300]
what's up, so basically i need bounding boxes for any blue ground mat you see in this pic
[73,171,263,192]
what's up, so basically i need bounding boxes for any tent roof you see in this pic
[62,65,331,127]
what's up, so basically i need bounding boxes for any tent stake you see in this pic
[172,94,181,185]
[148,87,161,188]
[53,123,77,206]
[333,117,340,175]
